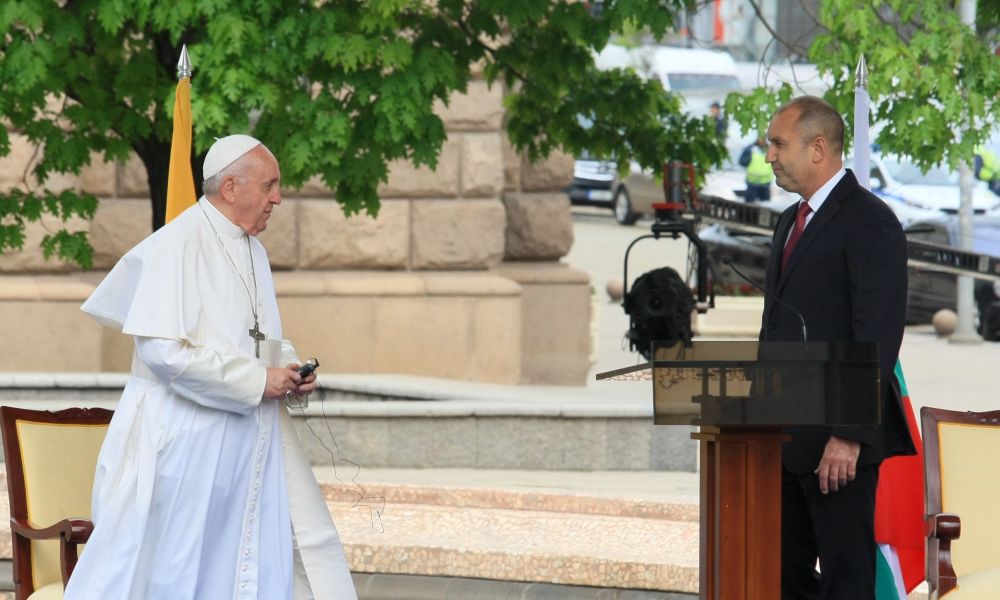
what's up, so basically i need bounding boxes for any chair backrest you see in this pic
[0,406,112,594]
[922,407,1000,579]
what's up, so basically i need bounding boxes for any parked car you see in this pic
[903,216,1000,338]
[565,157,678,226]
[866,153,1000,215]
[567,158,684,226]
[568,159,797,225]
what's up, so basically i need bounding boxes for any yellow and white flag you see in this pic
[165,69,195,223]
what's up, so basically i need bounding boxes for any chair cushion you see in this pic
[944,567,1000,598]
[938,422,1000,576]
[15,419,106,591]
[26,582,63,600]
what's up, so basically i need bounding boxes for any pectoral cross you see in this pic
[249,320,265,358]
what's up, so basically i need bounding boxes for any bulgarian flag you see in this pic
[854,57,925,598]
[874,363,925,599]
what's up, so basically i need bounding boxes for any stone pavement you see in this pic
[325,468,700,594]
[0,446,935,599]
[0,468,700,598]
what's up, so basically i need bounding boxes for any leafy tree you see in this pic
[725,0,998,338]
[0,0,727,269]
[726,0,999,171]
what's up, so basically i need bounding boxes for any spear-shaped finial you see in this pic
[177,44,192,80]
[855,54,868,90]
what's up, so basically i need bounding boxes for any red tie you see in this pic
[781,201,812,271]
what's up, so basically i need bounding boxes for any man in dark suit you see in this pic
[759,96,916,599]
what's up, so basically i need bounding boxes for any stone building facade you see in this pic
[0,80,592,385]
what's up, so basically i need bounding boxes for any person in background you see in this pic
[974,145,1000,196]
[710,101,727,140]
[739,136,773,203]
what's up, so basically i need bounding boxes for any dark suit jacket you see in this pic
[759,169,917,474]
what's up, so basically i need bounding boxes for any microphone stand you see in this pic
[722,256,808,342]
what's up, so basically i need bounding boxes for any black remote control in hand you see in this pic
[298,358,319,378]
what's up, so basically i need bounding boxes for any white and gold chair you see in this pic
[922,407,1000,599]
[0,406,112,600]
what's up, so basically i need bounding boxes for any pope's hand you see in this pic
[814,435,860,494]
[263,367,303,401]
[287,363,318,396]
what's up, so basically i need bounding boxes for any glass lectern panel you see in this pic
[597,340,882,427]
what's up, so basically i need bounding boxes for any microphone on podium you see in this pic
[721,256,808,342]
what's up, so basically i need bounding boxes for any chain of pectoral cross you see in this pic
[199,204,264,357]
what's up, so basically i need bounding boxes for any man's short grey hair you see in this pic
[203,154,252,197]
[202,145,276,197]
[776,96,845,156]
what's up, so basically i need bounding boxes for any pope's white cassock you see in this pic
[65,197,357,599]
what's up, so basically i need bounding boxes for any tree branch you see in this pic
[453,13,528,83]
[868,3,914,45]
[746,0,811,57]
[796,0,824,29]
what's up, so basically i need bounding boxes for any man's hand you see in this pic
[287,363,318,396]
[263,366,302,401]
[814,436,861,494]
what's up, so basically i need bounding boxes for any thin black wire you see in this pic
[289,389,386,533]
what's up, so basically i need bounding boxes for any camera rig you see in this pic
[620,160,1000,358]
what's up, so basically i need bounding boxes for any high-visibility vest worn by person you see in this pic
[746,147,773,185]
[977,146,999,182]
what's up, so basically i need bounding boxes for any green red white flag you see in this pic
[874,363,926,598]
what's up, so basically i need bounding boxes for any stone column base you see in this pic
[0,271,524,384]
[276,271,522,384]
[495,261,591,385]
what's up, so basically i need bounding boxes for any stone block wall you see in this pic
[0,78,591,384]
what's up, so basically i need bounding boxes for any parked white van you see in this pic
[570,44,742,223]
[629,45,741,107]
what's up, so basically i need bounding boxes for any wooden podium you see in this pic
[598,340,882,600]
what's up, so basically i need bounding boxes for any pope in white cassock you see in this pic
[64,135,358,600]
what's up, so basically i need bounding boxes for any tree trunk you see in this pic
[192,148,206,200]
[135,141,207,232]
[137,141,171,231]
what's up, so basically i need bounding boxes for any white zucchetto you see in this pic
[203,134,262,181]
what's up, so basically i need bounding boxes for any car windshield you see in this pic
[881,158,958,186]
[666,74,741,93]
[972,223,1000,256]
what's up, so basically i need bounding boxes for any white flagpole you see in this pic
[858,55,914,600]
[853,55,870,190]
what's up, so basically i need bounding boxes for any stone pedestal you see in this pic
[276,271,522,384]
[495,262,590,385]
[0,272,524,384]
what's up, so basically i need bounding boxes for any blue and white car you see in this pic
[864,153,1000,220]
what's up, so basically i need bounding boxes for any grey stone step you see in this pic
[0,373,698,472]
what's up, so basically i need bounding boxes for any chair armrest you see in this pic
[10,517,94,586]
[10,517,93,544]
[927,512,960,597]
[929,512,961,541]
